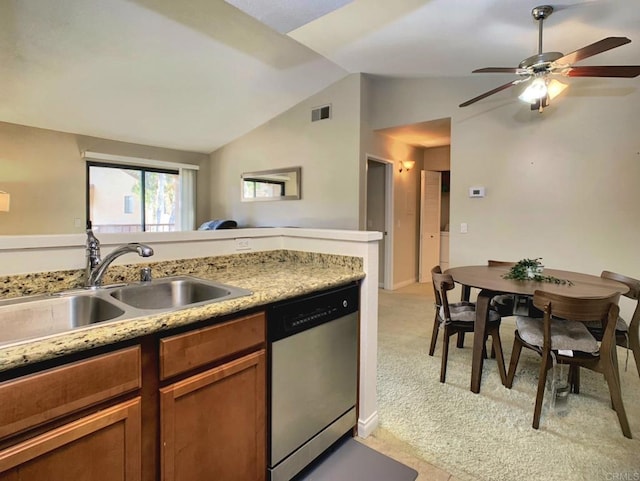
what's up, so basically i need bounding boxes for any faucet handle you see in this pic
[85,228,101,270]
[140,267,152,282]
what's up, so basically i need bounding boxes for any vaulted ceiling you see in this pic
[1,0,638,153]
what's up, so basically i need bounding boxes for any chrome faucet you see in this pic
[85,229,154,287]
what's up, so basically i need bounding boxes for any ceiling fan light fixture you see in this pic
[460,4,637,109]
[547,78,568,100]
[518,77,548,104]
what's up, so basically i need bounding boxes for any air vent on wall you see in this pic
[311,104,331,122]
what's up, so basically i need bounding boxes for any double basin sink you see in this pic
[0,276,253,347]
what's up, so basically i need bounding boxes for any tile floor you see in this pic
[358,429,463,481]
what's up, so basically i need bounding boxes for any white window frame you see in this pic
[83,151,199,231]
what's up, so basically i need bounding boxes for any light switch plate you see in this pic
[469,186,485,198]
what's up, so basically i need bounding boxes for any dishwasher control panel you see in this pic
[267,283,359,341]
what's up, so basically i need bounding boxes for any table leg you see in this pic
[461,284,471,302]
[457,285,472,349]
[471,289,493,393]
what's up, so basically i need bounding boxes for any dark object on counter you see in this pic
[198,219,238,230]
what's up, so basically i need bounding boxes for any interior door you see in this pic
[366,159,388,288]
[419,170,441,282]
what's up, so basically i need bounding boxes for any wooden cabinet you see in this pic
[0,347,142,480]
[160,351,266,481]
[0,311,266,481]
[0,398,141,481]
[158,312,266,481]
[158,312,265,380]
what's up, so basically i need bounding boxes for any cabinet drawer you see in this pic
[0,346,141,440]
[159,312,265,380]
[0,397,141,480]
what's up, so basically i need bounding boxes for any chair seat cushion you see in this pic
[583,316,628,333]
[515,316,599,354]
[440,302,501,323]
[491,294,514,316]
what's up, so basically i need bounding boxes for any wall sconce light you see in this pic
[0,191,10,212]
[398,160,415,173]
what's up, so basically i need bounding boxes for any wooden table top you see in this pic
[445,265,629,298]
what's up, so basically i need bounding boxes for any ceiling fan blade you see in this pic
[555,37,631,65]
[564,65,640,78]
[459,80,521,108]
[472,67,527,74]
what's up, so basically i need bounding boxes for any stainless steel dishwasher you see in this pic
[267,283,359,481]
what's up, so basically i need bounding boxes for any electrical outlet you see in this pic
[235,238,251,251]
[460,223,468,234]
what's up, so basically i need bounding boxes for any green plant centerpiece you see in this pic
[502,258,573,285]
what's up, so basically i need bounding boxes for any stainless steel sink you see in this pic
[0,276,252,347]
[108,276,252,310]
[0,294,126,346]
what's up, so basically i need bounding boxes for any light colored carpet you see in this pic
[376,284,640,481]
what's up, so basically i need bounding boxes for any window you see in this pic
[242,178,285,199]
[87,160,195,233]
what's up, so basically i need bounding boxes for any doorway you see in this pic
[366,156,393,289]
[419,170,450,282]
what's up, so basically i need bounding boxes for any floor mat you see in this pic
[298,437,418,481]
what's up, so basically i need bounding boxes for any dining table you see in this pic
[444,265,630,393]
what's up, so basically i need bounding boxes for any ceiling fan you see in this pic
[459,4,640,111]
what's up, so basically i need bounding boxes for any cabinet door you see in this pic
[0,397,141,481]
[0,346,141,440]
[160,350,266,481]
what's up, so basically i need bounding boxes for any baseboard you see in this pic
[391,278,417,290]
[357,410,379,438]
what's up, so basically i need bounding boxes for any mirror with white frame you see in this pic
[241,167,301,202]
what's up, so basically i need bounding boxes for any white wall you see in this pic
[424,145,450,171]
[361,76,421,287]
[368,74,640,272]
[0,122,210,235]
[367,74,640,318]
[208,75,362,230]
[118,70,638,312]
[205,74,430,289]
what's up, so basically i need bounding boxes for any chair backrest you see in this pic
[601,270,640,333]
[601,270,640,301]
[488,260,516,267]
[431,265,455,321]
[532,290,620,351]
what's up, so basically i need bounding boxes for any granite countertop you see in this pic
[0,250,364,373]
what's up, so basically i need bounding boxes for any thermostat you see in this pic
[469,186,485,198]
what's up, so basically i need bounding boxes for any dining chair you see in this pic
[430,266,507,384]
[584,271,640,379]
[488,260,517,316]
[454,260,515,354]
[505,290,632,438]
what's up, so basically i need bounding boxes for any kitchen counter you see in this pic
[0,250,364,373]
